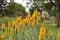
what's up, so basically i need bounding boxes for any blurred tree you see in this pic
[48,0,60,27]
[26,0,43,15]
[44,2,56,16]
[0,0,8,16]
[0,0,26,17]
[14,3,26,17]
[27,0,60,27]
[27,0,56,16]
[4,2,26,17]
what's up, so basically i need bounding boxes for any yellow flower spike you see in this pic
[19,16,22,22]
[15,19,19,25]
[2,23,5,32]
[15,21,17,25]
[35,10,38,16]
[36,16,39,25]
[24,18,27,25]
[7,28,10,36]
[28,18,30,24]
[19,16,22,19]
[8,21,11,28]
[19,21,23,28]
[32,22,34,27]
[12,20,15,28]
[1,35,4,40]
[14,27,17,34]
[30,17,33,21]
[39,26,46,40]
[32,10,38,20]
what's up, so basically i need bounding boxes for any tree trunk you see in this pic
[55,0,60,27]
[56,7,60,27]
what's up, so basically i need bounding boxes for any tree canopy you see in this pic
[27,0,56,16]
[0,0,26,17]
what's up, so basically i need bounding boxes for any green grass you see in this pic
[0,23,40,40]
[46,23,60,40]
[0,17,15,28]
[0,17,15,40]
[0,18,60,40]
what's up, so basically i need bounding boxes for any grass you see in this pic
[0,23,40,40]
[0,17,60,40]
[46,23,60,40]
[0,17,15,29]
